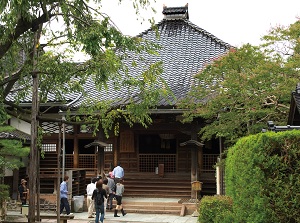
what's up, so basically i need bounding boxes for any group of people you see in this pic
[17,163,125,223]
[86,163,126,223]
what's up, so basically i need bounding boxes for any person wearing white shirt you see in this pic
[112,163,124,180]
[86,177,97,218]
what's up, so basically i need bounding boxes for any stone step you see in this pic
[123,193,190,199]
[123,172,215,198]
[116,208,181,215]
[110,198,183,215]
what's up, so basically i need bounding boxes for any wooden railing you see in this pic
[50,153,218,174]
[202,154,219,172]
[139,154,176,172]
[79,154,97,169]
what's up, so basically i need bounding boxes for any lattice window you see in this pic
[202,154,219,170]
[79,154,96,168]
[104,144,113,152]
[41,122,73,134]
[139,154,176,172]
[41,143,57,152]
[65,155,74,168]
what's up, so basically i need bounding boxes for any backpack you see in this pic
[96,189,104,205]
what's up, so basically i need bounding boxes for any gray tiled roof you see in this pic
[0,128,31,141]
[5,87,81,104]
[5,7,232,111]
[69,16,231,109]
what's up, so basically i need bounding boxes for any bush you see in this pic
[198,195,233,223]
[226,130,300,223]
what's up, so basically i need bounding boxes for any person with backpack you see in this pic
[92,181,107,223]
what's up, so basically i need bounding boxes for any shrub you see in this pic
[226,130,300,223]
[198,195,233,223]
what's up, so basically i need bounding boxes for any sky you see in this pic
[100,0,300,47]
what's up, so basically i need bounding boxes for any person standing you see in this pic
[106,174,115,210]
[112,163,124,180]
[86,177,97,218]
[92,181,107,223]
[114,179,126,217]
[18,179,29,214]
[18,179,29,205]
[60,175,72,215]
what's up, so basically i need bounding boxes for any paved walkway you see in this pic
[6,210,199,223]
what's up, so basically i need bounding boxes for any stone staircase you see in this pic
[117,171,215,216]
[112,198,185,215]
[123,172,216,199]
[123,172,191,199]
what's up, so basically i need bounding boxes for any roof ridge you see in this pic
[137,18,232,48]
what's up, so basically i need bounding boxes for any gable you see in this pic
[68,14,231,110]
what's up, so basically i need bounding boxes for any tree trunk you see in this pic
[28,26,42,223]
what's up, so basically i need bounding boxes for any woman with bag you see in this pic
[92,181,107,223]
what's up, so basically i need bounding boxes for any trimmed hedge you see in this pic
[226,130,300,223]
[198,195,233,223]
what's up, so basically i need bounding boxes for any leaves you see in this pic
[180,37,299,146]
[0,0,170,133]
[226,131,300,222]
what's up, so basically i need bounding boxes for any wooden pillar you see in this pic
[99,149,104,177]
[12,169,19,200]
[113,135,118,167]
[84,132,108,179]
[191,146,198,183]
[180,139,203,200]
[219,137,225,195]
[74,125,79,168]
[98,128,105,178]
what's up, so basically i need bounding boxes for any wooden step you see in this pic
[110,198,183,215]
[122,172,215,198]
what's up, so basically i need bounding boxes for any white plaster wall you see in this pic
[10,117,31,135]
[5,168,13,176]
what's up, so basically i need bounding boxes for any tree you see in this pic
[0,0,165,129]
[0,126,30,219]
[226,131,300,222]
[179,20,300,146]
[0,1,169,222]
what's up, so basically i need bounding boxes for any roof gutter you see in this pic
[58,108,190,116]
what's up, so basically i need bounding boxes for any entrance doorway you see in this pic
[138,134,176,172]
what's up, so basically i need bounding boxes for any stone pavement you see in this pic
[6,210,199,223]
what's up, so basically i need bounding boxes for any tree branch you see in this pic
[0,5,57,59]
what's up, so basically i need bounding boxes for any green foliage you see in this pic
[0,184,9,200]
[198,195,233,223]
[0,126,30,204]
[180,20,300,147]
[0,0,169,133]
[226,131,300,223]
[0,138,30,171]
